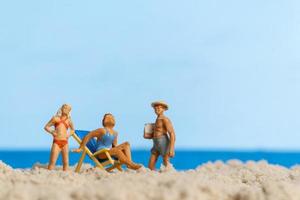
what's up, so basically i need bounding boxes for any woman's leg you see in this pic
[48,143,60,170]
[61,144,69,171]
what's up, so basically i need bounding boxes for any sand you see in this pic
[1,160,300,200]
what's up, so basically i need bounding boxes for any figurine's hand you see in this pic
[72,148,83,153]
[69,130,75,137]
[169,149,175,157]
[51,131,58,137]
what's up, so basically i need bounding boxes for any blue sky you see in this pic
[1,0,300,150]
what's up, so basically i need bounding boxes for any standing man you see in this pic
[148,101,176,170]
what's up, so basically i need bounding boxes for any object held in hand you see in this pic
[144,123,155,139]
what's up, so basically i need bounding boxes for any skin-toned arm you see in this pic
[112,132,118,148]
[44,117,57,137]
[163,117,176,157]
[68,119,75,137]
[73,128,104,152]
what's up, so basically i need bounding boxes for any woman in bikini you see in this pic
[73,113,141,170]
[44,104,74,171]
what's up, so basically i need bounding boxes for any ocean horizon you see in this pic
[1,149,300,170]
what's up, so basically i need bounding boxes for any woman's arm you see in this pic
[68,119,75,137]
[44,117,57,137]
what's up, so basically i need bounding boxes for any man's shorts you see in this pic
[151,134,170,156]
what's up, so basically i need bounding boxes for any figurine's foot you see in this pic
[128,163,142,170]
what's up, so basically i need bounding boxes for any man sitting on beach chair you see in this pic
[72,113,141,171]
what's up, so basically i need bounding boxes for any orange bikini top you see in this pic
[54,117,69,129]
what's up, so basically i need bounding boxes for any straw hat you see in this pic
[151,101,169,110]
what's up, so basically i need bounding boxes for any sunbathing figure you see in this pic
[44,104,75,171]
[73,113,141,170]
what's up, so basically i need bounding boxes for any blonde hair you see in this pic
[55,104,72,119]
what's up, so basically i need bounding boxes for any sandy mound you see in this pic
[1,160,300,200]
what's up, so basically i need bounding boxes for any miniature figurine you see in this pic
[73,113,142,170]
[44,104,74,171]
[145,101,176,170]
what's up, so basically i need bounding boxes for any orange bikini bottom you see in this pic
[53,139,68,149]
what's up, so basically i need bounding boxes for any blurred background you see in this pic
[1,0,300,168]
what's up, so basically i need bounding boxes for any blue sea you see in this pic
[1,150,300,170]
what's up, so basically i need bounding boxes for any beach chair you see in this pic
[71,130,122,172]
